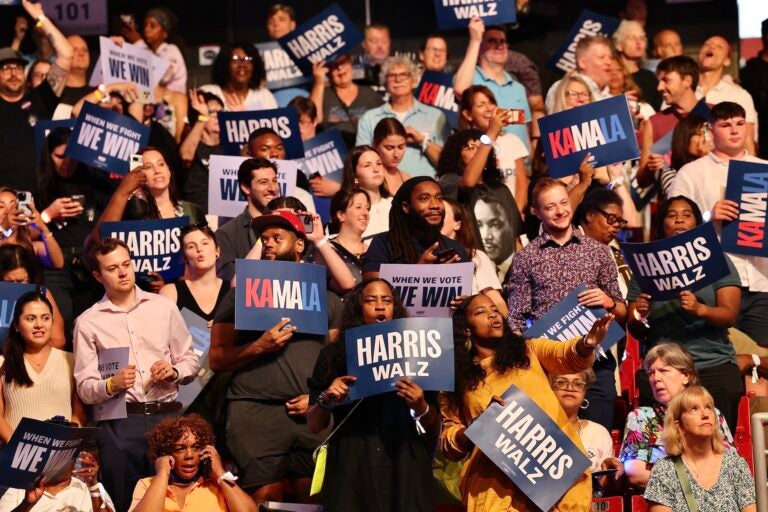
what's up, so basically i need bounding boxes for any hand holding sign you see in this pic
[647,152,665,173]
[578,153,596,184]
[712,199,740,222]
[634,293,652,318]
[255,318,297,353]
[395,377,428,415]
[72,451,100,487]
[679,290,705,316]
[577,287,615,310]
[468,16,485,42]
[112,364,136,392]
[312,60,329,82]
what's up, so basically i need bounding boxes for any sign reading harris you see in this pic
[464,384,590,512]
[0,418,97,489]
[255,41,312,90]
[546,10,620,73]
[0,282,36,343]
[65,102,149,175]
[524,284,624,352]
[433,0,516,30]
[277,3,363,75]
[344,317,454,401]
[379,263,474,317]
[219,108,304,159]
[99,217,188,281]
[722,160,768,256]
[620,222,730,301]
[207,155,298,218]
[235,259,328,336]
[414,71,459,129]
[539,95,640,179]
[90,37,168,103]
[94,347,129,421]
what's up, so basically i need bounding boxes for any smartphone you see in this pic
[16,191,33,218]
[302,214,314,234]
[504,109,526,125]
[71,194,85,208]
[129,154,143,170]
[435,247,457,262]
[199,458,211,478]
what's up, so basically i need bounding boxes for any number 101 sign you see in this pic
[41,0,107,36]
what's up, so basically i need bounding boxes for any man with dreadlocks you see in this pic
[362,176,469,278]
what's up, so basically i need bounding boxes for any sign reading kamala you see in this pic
[379,263,474,317]
[524,284,624,352]
[433,0,516,30]
[0,418,97,489]
[722,160,768,256]
[345,317,454,401]
[464,384,590,512]
[90,37,169,103]
[255,41,312,90]
[100,217,188,281]
[94,347,129,421]
[235,259,328,335]
[277,4,363,75]
[415,71,459,129]
[539,95,639,178]
[219,108,304,158]
[65,102,149,175]
[207,155,298,218]
[546,10,620,74]
[620,222,730,301]
[0,282,36,343]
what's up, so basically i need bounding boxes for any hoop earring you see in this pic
[581,399,590,410]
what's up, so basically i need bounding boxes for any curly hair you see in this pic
[211,42,266,90]
[146,414,216,461]
[451,295,530,405]
[436,129,502,187]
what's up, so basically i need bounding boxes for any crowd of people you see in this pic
[0,0,766,510]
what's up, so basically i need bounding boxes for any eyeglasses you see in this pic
[424,47,447,54]
[385,72,411,82]
[565,90,590,98]
[553,378,587,391]
[231,55,254,64]
[0,63,24,74]
[596,208,629,228]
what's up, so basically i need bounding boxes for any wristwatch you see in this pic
[479,134,493,146]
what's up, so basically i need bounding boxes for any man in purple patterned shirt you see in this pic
[507,177,626,429]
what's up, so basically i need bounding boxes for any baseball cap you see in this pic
[251,210,307,239]
[0,48,27,66]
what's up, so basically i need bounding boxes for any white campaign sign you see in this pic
[89,37,169,103]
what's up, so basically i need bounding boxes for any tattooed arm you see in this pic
[22,0,73,96]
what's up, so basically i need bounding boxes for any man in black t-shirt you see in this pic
[210,210,342,504]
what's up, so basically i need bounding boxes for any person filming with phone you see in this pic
[129,414,256,511]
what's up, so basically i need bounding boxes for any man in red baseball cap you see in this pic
[251,210,307,263]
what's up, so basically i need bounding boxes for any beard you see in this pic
[263,246,300,262]
[407,209,443,241]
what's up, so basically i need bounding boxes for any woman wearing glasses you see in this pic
[199,43,277,112]
[627,196,742,431]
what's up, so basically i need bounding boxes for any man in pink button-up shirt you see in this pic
[73,238,199,512]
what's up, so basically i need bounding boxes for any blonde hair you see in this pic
[551,74,594,114]
[644,342,699,387]
[662,386,724,456]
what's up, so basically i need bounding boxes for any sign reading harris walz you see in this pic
[539,95,640,179]
[344,317,454,401]
[546,10,620,74]
[235,259,328,336]
[465,384,590,512]
[277,4,363,75]
[620,222,730,301]
[432,0,517,30]
[721,160,768,256]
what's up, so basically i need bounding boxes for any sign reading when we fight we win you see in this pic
[722,160,768,256]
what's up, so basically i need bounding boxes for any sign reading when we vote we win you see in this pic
[207,155,298,218]
[379,262,474,318]
[722,160,768,257]
[90,37,168,103]
[546,10,620,74]
[235,259,328,336]
[64,102,149,175]
[0,282,36,343]
[277,3,363,76]
[94,347,129,421]
[433,0,516,30]
[539,95,640,179]
[218,108,304,159]
[344,317,454,401]
[465,384,590,512]
[620,222,730,301]
[99,217,188,281]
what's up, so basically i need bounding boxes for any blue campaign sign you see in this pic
[64,102,149,175]
[235,259,328,335]
[620,222,730,301]
[415,71,459,130]
[302,129,347,183]
[344,317,454,401]
[539,95,640,178]
[546,10,620,73]
[35,119,75,163]
[524,284,624,352]
[0,417,97,489]
[0,282,37,343]
[100,217,188,281]
[722,160,768,256]
[177,308,214,412]
[255,41,313,90]
[277,3,363,76]
[433,0,516,31]
[219,108,304,159]
[464,384,590,512]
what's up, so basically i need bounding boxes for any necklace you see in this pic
[576,419,584,440]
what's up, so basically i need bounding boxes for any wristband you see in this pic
[315,237,329,249]
[197,114,209,122]
[413,404,429,435]
[421,133,432,153]
[172,367,179,381]
[36,14,46,27]
[89,484,100,492]
[90,492,101,498]
[217,471,239,485]
[753,354,761,384]
[105,377,114,396]
[40,211,51,224]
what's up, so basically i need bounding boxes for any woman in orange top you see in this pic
[130,414,256,512]
[440,294,613,511]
